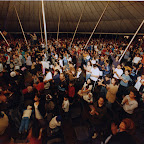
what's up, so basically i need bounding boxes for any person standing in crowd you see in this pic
[89,97,107,139]
[75,67,85,92]
[84,61,92,81]
[106,78,119,109]
[113,64,123,81]
[25,53,32,70]
[90,64,100,85]
[121,91,138,118]
[117,70,132,101]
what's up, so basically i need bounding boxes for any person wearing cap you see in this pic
[19,105,33,133]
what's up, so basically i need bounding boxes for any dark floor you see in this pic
[6,100,144,144]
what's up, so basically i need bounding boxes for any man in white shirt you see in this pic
[132,54,142,65]
[113,64,123,79]
[43,69,52,83]
[90,64,100,82]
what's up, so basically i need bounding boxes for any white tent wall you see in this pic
[0,1,144,34]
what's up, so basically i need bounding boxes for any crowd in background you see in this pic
[0,33,144,144]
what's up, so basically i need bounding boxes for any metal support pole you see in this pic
[70,2,86,48]
[39,11,43,42]
[84,2,109,49]
[57,13,61,42]
[14,6,28,46]
[0,31,10,46]
[119,20,144,62]
[42,0,48,55]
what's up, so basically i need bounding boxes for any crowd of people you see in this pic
[0,34,144,144]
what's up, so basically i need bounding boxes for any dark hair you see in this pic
[125,70,130,73]
[35,93,41,99]
[86,79,92,89]
[105,74,111,78]
[111,77,118,85]
[64,95,68,99]
[55,69,60,74]
[38,76,43,82]
[130,90,137,97]
[45,69,50,72]
[93,64,98,67]
[69,80,74,85]
[106,60,109,64]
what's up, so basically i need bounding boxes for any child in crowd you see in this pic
[62,96,70,113]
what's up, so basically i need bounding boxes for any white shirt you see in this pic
[68,57,72,62]
[133,56,142,64]
[113,68,123,79]
[34,102,43,120]
[59,59,63,67]
[49,116,61,129]
[90,67,100,82]
[53,54,58,60]
[44,72,52,81]
[122,95,138,114]
[62,100,69,112]
[91,60,96,65]
[41,61,49,69]
[83,93,93,103]
[77,71,82,78]
[22,109,32,118]
[135,76,144,91]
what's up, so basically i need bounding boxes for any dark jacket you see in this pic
[107,131,136,144]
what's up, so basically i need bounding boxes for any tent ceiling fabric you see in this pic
[0,1,144,33]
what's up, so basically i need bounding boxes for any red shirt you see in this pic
[68,86,75,98]
[35,82,44,91]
